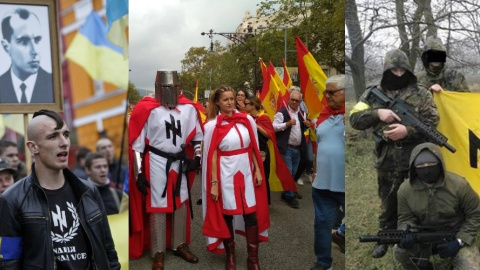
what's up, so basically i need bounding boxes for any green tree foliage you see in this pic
[179,41,257,101]
[179,0,344,98]
[128,82,141,104]
[258,0,345,73]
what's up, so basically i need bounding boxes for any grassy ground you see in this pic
[344,101,398,269]
[344,101,469,270]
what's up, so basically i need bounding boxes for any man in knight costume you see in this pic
[129,70,203,270]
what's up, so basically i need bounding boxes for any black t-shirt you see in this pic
[44,180,91,269]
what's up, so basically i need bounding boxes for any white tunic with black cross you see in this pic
[132,104,203,213]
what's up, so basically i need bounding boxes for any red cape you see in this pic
[129,95,203,259]
[203,113,270,252]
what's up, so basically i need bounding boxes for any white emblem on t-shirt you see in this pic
[51,202,79,243]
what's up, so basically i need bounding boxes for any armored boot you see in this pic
[245,225,260,270]
[151,251,165,270]
[224,220,236,270]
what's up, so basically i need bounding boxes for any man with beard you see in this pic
[416,36,470,92]
[350,49,439,258]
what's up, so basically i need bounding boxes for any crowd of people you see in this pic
[0,72,346,269]
[128,70,346,270]
[0,110,123,269]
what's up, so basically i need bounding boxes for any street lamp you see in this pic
[201,29,258,89]
[257,25,296,64]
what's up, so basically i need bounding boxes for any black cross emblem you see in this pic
[165,114,182,146]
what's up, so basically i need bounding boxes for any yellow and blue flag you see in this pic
[65,12,128,89]
[106,0,128,58]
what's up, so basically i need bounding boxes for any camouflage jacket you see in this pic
[416,67,470,92]
[398,143,480,245]
[350,84,439,171]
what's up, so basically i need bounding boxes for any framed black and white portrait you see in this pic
[0,0,62,113]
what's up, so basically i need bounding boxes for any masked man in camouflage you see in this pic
[416,36,470,92]
[394,143,480,270]
[350,49,439,258]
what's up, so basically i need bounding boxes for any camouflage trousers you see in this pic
[377,170,409,230]
[393,243,480,270]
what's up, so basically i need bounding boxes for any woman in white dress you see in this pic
[202,85,270,270]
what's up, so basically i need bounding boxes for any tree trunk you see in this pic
[346,0,366,101]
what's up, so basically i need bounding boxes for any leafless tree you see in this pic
[346,0,480,101]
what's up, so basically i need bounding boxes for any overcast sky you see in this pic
[130,0,261,91]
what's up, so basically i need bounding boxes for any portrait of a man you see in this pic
[0,7,53,104]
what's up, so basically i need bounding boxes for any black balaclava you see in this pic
[381,71,414,91]
[414,149,442,184]
[421,50,447,76]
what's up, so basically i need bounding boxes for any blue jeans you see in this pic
[312,188,345,267]
[282,147,301,198]
[338,223,345,236]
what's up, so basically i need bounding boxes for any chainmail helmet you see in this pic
[155,70,181,107]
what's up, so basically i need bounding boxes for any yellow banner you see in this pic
[434,91,480,194]
[107,211,129,269]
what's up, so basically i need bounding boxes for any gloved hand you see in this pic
[185,156,201,172]
[399,234,415,250]
[136,173,150,195]
[437,239,461,258]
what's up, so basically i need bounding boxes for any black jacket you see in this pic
[275,107,307,155]
[0,165,120,270]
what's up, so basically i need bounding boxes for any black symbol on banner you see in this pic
[165,114,182,146]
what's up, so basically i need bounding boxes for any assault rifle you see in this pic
[366,86,456,153]
[360,226,456,267]
[359,226,455,245]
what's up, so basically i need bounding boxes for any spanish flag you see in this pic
[65,12,129,89]
[282,58,293,89]
[193,80,199,102]
[434,91,480,194]
[259,59,281,120]
[268,61,289,112]
[193,80,207,124]
[295,36,327,119]
[255,112,296,192]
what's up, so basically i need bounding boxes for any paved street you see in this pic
[129,174,345,270]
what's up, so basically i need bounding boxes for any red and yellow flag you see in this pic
[193,80,199,102]
[268,61,289,112]
[295,36,327,119]
[282,58,293,89]
[259,59,281,120]
[255,112,296,193]
[193,80,207,123]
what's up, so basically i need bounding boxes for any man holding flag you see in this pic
[273,87,312,208]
